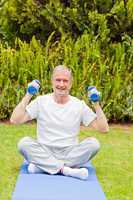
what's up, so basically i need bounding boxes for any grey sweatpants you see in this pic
[18,137,100,174]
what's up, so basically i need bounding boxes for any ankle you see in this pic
[62,166,89,180]
[28,163,43,174]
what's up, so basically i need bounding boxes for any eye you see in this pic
[56,79,61,82]
[63,80,68,83]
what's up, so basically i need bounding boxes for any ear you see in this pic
[51,76,54,84]
[69,80,72,89]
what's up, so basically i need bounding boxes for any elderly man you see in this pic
[10,65,109,180]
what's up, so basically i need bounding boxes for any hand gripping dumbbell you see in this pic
[27,80,40,95]
[86,86,101,102]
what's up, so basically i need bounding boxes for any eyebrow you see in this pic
[55,78,69,81]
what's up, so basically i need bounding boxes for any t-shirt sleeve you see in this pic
[26,97,39,119]
[81,100,97,126]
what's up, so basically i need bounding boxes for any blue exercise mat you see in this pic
[12,162,106,200]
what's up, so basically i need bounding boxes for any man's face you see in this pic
[52,70,72,96]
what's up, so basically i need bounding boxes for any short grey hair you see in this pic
[52,65,73,81]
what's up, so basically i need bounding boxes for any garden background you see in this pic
[0,0,133,122]
[0,1,133,200]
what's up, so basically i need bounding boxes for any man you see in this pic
[10,65,109,180]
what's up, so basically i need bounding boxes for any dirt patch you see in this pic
[109,123,133,130]
[0,120,11,124]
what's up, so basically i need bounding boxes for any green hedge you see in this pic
[0,0,133,45]
[0,33,133,121]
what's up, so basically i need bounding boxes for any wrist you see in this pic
[92,101,101,109]
[21,93,32,108]
[25,93,33,99]
[92,101,100,106]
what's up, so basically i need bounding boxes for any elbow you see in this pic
[100,127,109,133]
[10,118,16,125]
[10,117,20,125]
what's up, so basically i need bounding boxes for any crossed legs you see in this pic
[18,136,100,180]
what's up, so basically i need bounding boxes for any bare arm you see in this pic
[10,93,32,124]
[89,102,109,133]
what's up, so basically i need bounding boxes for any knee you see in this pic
[88,137,101,152]
[87,137,100,153]
[17,136,31,152]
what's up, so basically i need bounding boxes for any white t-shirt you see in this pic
[26,94,97,147]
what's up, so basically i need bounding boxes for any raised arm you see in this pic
[90,102,109,133]
[87,86,109,133]
[10,94,33,124]
[10,80,40,124]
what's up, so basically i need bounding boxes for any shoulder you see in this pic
[70,96,87,103]
[31,94,52,107]
[70,96,93,113]
[36,93,53,102]
[70,95,81,103]
[70,96,87,108]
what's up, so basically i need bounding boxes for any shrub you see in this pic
[0,34,132,121]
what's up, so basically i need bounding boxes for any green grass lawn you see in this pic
[0,124,133,200]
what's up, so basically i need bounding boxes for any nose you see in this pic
[60,80,64,86]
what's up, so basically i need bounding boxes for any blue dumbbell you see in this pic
[27,80,40,95]
[86,86,100,102]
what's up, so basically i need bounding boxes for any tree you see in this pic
[0,0,132,45]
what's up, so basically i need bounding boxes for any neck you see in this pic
[53,94,70,104]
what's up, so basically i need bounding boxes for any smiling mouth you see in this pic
[56,88,66,90]
[56,88,67,93]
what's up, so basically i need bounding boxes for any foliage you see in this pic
[0,0,133,44]
[0,34,132,121]
[0,0,132,121]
